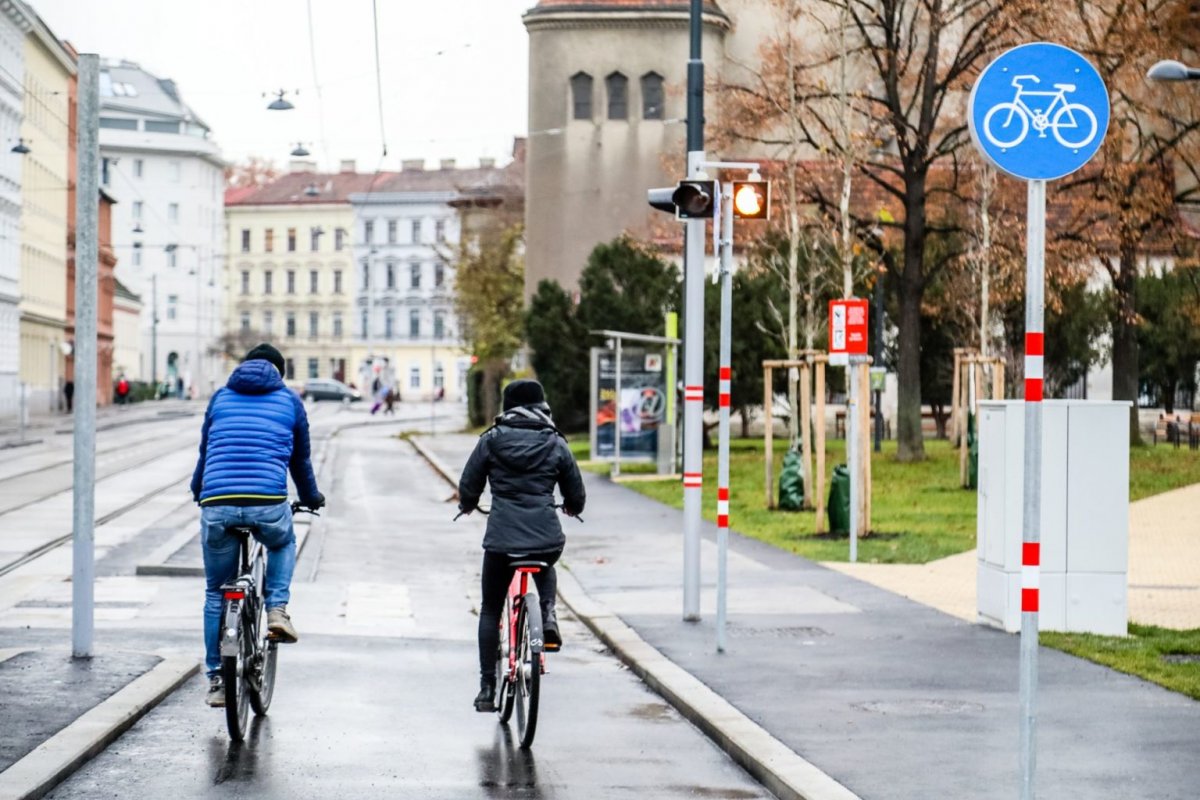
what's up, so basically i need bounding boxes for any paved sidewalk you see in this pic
[418,432,1200,800]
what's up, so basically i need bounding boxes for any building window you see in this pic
[264,270,273,295]
[309,312,319,339]
[410,263,421,290]
[286,312,296,338]
[435,219,446,243]
[434,261,445,288]
[434,362,445,389]
[434,310,445,340]
[409,366,421,389]
[134,158,144,178]
[168,202,179,222]
[285,358,295,380]
[287,228,297,252]
[167,294,178,320]
[241,229,250,252]
[148,120,180,134]
[409,309,420,339]
[570,72,593,120]
[361,260,370,290]
[167,247,177,268]
[132,201,143,220]
[308,358,319,379]
[361,310,368,338]
[386,262,395,290]
[641,72,664,119]
[263,310,273,334]
[265,229,275,252]
[332,312,343,338]
[310,270,319,294]
[384,309,394,339]
[334,270,343,294]
[364,219,374,244]
[240,311,250,332]
[310,227,321,252]
[286,270,296,294]
[410,218,421,244]
[168,160,181,181]
[387,219,397,244]
[606,72,628,120]
[99,116,138,130]
[335,228,346,251]
[240,270,249,295]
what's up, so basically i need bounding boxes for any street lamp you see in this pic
[266,89,297,110]
[290,142,311,157]
[10,138,30,154]
[1147,60,1200,81]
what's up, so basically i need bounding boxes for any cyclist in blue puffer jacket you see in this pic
[190,343,324,708]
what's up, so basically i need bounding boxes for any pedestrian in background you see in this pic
[64,379,74,413]
[384,384,397,415]
[369,378,388,415]
[116,374,130,405]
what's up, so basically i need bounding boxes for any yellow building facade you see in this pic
[17,17,73,412]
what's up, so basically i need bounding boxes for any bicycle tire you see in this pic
[497,595,516,723]
[221,623,250,741]
[1051,103,1098,149]
[982,102,1028,149]
[514,601,541,749]
[250,640,278,716]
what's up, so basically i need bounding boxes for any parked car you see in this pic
[301,379,362,403]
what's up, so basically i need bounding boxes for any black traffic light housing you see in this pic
[647,180,718,220]
[731,180,770,220]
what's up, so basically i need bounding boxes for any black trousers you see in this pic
[478,548,562,682]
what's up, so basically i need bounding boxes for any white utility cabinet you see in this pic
[976,400,1130,636]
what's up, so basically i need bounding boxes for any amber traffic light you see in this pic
[732,180,770,220]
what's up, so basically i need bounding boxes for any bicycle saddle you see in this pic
[226,525,258,539]
[1053,83,1076,91]
[509,560,549,572]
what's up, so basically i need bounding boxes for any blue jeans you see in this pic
[201,503,296,677]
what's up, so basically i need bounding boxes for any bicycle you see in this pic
[982,75,1098,149]
[218,501,318,741]
[455,504,581,749]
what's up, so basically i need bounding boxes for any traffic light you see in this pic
[647,180,718,219]
[732,180,770,220]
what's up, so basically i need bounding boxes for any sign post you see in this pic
[829,298,869,561]
[968,41,1109,800]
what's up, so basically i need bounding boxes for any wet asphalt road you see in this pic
[47,425,769,799]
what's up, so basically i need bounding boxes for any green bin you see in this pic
[777,448,805,511]
[827,464,851,534]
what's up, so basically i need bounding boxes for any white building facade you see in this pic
[98,60,224,396]
[0,3,25,417]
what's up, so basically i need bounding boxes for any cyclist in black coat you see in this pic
[458,379,586,712]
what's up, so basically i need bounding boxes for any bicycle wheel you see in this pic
[221,609,251,741]
[250,640,277,716]
[496,595,516,723]
[982,102,1028,148]
[1052,103,1098,149]
[514,601,541,749]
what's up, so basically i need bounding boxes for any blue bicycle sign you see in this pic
[970,43,1109,181]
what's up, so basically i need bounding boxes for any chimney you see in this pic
[511,137,527,163]
[339,159,356,173]
[401,159,425,171]
[439,158,456,171]
[288,159,317,173]
[479,157,496,169]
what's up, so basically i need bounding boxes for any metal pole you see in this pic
[716,185,733,653]
[72,54,100,659]
[430,343,436,433]
[1019,178,1046,800]
[614,337,622,477]
[17,382,25,440]
[847,356,858,563]
[680,0,705,621]
[151,273,158,391]
[873,273,885,452]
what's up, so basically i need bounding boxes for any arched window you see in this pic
[606,72,628,120]
[641,72,664,120]
[570,72,593,120]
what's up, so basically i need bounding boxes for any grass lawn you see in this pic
[1129,444,1200,501]
[1042,624,1200,701]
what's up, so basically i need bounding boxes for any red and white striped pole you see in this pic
[714,184,734,652]
[1019,179,1046,800]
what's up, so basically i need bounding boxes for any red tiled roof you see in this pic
[225,171,397,206]
[223,185,257,205]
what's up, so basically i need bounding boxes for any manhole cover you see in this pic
[727,625,829,640]
[1161,653,1200,664]
[853,699,985,715]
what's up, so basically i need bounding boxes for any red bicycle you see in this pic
[494,558,547,748]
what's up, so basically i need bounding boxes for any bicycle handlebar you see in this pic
[291,502,321,516]
[452,504,582,522]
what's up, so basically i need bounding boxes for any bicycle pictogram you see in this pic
[981,75,1099,150]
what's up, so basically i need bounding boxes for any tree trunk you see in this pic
[741,406,751,438]
[896,182,928,462]
[1110,250,1141,444]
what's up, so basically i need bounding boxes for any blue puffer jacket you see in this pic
[190,360,321,506]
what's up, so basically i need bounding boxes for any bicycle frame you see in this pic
[503,567,545,682]
[219,534,266,665]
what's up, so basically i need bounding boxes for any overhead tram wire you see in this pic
[372,0,388,159]
[305,0,331,167]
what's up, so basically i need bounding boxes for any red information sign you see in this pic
[829,299,869,356]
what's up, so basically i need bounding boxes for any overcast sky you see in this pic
[33,0,533,172]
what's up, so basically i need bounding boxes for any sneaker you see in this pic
[474,681,496,713]
[267,606,299,643]
[542,603,562,652]
[206,675,225,708]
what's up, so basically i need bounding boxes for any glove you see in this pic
[303,491,325,511]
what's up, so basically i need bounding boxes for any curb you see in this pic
[410,434,860,800]
[0,654,199,800]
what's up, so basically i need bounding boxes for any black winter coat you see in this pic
[458,423,586,554]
